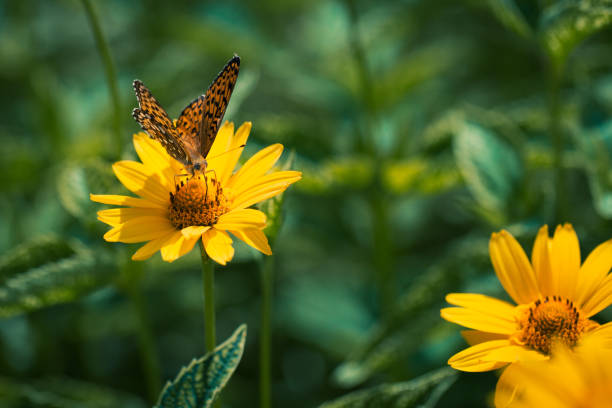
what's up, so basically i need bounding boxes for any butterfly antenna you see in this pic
[206,144,246,161]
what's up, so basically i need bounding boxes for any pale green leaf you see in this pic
[57,159,117,222]
[155,324,247,408]
[540,0,612,69]
[453,121,522,212]
[321,367,457,408]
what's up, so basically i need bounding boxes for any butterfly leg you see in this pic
[174,173,190,192]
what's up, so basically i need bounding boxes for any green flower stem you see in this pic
[260,255,274,408]
[123,262,162,404]
[81,0,122,158]
[548,60,566,224]
[370,194,394,318]
[200,242,216,352]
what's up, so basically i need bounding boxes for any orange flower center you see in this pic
[516,296,598,355]
[168,174,229,229]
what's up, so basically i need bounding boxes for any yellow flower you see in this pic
[497,336,612,407]
[440,224,612,405]
[90,122,301,265]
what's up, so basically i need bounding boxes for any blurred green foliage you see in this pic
[2,0,612,407]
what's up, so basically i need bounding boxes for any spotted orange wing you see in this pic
[132,80,190,166]
[200,55,240,157]
[175,94,206,159]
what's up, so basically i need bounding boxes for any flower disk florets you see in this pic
[517,296,596,355]
[169,174,230,229]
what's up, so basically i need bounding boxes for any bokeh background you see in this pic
[2,0,612,407]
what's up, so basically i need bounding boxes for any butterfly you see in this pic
[132,55,240,175]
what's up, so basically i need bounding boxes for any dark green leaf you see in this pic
[0,236,116,318]
[321,367,457,408]
[0,376,145,408]
[155,324,247,408]
[485,0,533,38]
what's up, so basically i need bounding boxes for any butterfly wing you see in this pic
[200,55,240,157]
[132,80,190,166]
[176,94,206,160]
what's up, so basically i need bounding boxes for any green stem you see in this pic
[549,62,565,224]
[370,194,394,318]
[81,0,123,158]
[123,262,162,404]
[260,256,274,408]
[200,242,216,352]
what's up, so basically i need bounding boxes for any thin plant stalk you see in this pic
[81,0,123,158]
[123,261,162,404]
[259,255,274,408]
[199,241,216,352]
[549,62,565,224]
[346,0,395,318]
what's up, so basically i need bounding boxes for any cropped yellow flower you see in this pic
[90,122,301,265]
[497,336,612,407]
[440,224,612,405]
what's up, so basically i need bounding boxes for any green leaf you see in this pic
[57,158,117,222]
[453,121,522,213]
[540,0,612,70]
[485,0,533,38]
[0,376,146,408]
[155,324,247,408]
[321,367,457,408]
[333,235,490,387]
[0,235,116,318]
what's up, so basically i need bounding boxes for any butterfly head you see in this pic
[188,157,207,175]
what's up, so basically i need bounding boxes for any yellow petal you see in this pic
[575,238,612,310]
[531,225,555,296]
[112,161,169,206]
[585,321,612,347]
[230,166,301,198]
[580,274,612,317]
[181,226,210,239]
[448,340,512,372]
[133,132,183,185]
[131,232,175,261]
[215,209,267,230]
[494,364,523,408]
[230,228,272,255]
[483,345,547,363]
[489,230,539,305]
[202,229,235,265]
[103,217,175,243]
[461,330,508,346]
[207,122,235,163]
[90,194,165,209]
[550,224,581,300]
[446,293,516,318]
[441,307,516,334]
[97,207,167,227]
[160,230,200,262]
[208,122,251,185]
[160,231,183,262]
[226,144,283,192]
[230,171,302,210]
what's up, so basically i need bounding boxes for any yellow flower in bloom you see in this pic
[90,122,301,265]
[497,337,612,407]
[440,224,612,406]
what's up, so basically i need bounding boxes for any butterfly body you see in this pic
[132,55,240,175]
